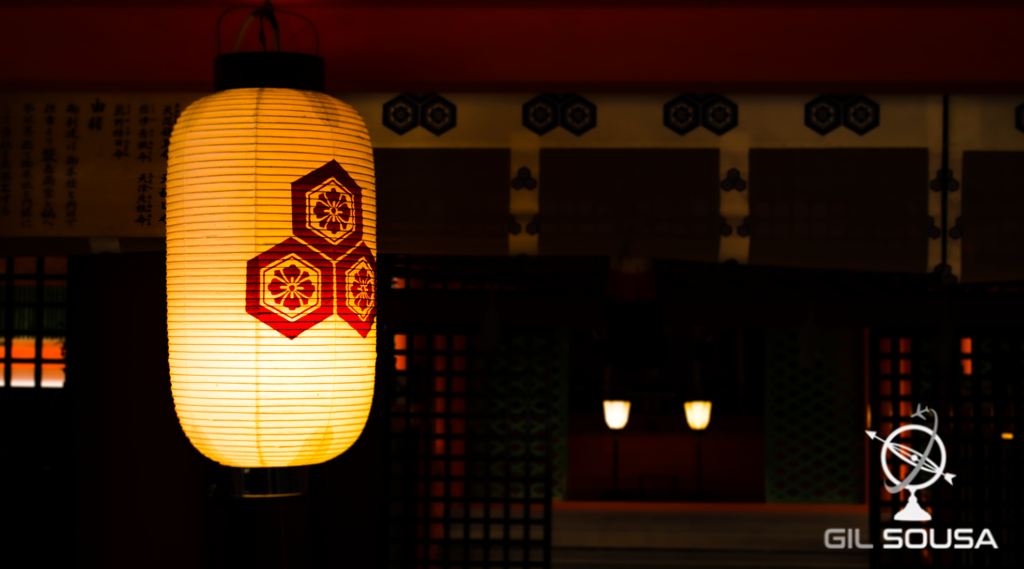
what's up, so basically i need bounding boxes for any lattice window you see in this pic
[387,329,562,569]
[386,255,606,294]
[1,257,67,389]
[870,330,1024,567]
[764,328,865,503]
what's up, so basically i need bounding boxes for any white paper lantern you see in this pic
[166,87,376,467]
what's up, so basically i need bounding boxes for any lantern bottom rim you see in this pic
[224,465,309,498]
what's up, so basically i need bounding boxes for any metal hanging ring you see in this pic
[216,1,319,56]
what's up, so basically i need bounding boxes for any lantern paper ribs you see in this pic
[167,88,377,468]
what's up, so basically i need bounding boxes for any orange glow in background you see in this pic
[961,337,972,354]
[962,359,973,375]
[11,337,35,359]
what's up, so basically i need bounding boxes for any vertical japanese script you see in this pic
[88,98,105,131]
[21,103,34,228]
[160,103,179,160]
[65,103,79,227]
[41,103,56,226]
[0,93,200,237]
[113,103,131,159]
[136,172,153,226]
[158,172,167,223]
[158,103,179,223]
[137,104,153,162]
[1,104,11,216]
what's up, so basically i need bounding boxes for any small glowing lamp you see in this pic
[603,400,631,430]
[685,399,712,498]
[1002,432,1014,440]
[602,399,630,497]
[684,400,712,431]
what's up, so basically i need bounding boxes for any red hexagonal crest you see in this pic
[246,238,334,340]
[336,243,376,338]
[291,160,365,261]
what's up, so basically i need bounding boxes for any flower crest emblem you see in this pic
[337,245,377,338]
[292,161,365,260]
[311,187,353,238]
[256,252,323,324]
[247,161,375,340]
[246,239,333,340]
[347,262,376,318]
[268,263,316,312]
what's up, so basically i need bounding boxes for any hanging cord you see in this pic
[216,1,320,56]
[239,2,280,53]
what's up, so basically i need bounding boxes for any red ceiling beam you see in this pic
[1,6,1023,92]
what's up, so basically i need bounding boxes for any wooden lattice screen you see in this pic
[870,328,1023,567]
[385,326,567,569]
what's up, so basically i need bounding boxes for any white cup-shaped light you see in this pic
[603,400,631,430]
[684,400,712,431]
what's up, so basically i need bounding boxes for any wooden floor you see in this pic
[551,503,869,569]
[553,548,868,568]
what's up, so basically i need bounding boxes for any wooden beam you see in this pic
[2,6,1024,92]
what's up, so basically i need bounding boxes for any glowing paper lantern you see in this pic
[603,400,631,430]
[684,400,712,431]
[167,87,376,467]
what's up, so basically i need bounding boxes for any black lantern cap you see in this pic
[214,1,324,92]
[214,52,325,93]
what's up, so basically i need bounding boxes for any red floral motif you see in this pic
[267,263,317,312]
[336,243,377,338]
[346,260,376,319]
[246,238,334,340]
[292,160,365,260]
[245,161,372,339]
[311,188,353,238]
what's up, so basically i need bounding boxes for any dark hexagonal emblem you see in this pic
[509,214,522,235]
[930,169,960,193]
[525,214,539,236]
[701,95,738,135]
[720,168,747,192]
[560,95,597,136]
[246,238,334,340]
[511,167,537,191]
[522,95,560,135]
[949,217,963,240]
[842,95,880,136]
[336,243,377,338]
[1015,103,1024,134]
[420,95,457,136]
[804,95,842,135]
[383,94,419,135]
[291,160,365,261]
[664,95,702,136]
